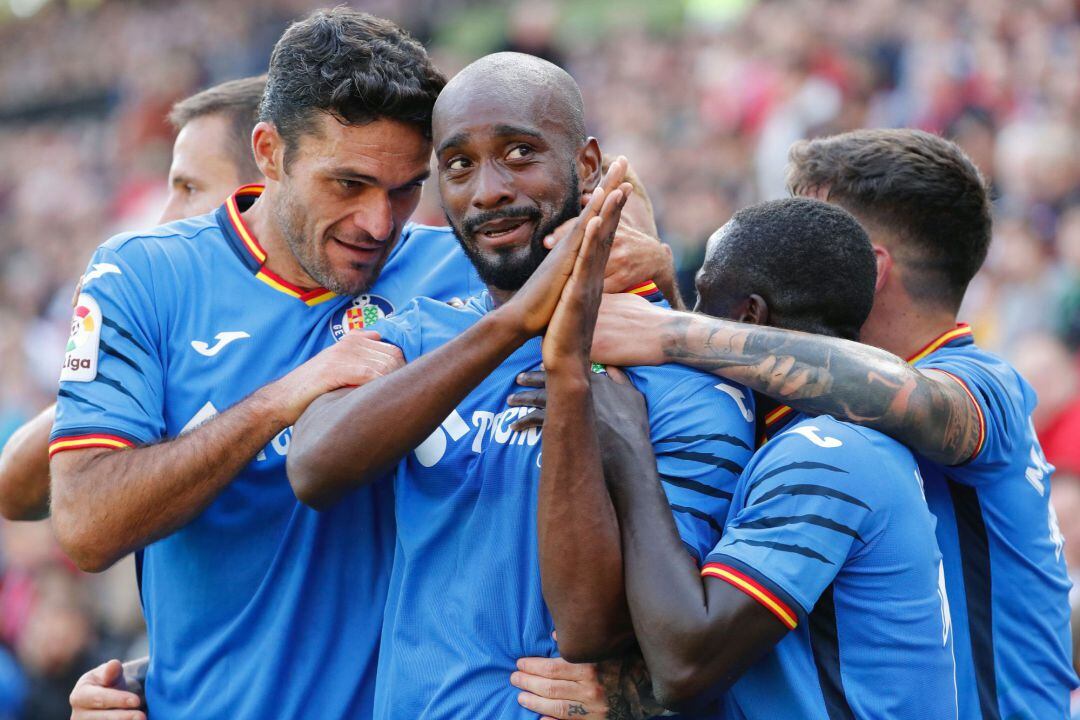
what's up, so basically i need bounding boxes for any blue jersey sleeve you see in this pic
[704,418,882,628]
[629,366,756,564]
[369,299,425,361]
[50,241,166,455]
[917,352,1025,484]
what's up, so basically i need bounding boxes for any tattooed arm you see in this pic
[591,294,982,466]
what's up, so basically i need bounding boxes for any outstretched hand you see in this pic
[502,157,631,338]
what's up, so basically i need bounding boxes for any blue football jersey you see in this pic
[50,185,482,720]
[369,286,755,720]
[704,411,957,720]
[911,325,1076,719]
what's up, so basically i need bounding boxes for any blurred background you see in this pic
[1,0,1080,716]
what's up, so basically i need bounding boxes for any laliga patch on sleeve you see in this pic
[61,293,102,382]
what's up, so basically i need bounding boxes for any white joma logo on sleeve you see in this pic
[191,331,251,357]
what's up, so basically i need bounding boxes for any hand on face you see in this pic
[541,171,632,374]
[544,158,671,294]
[500,157,631,338]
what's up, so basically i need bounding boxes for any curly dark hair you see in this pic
[260,7,445,166]
[700,197,876,341]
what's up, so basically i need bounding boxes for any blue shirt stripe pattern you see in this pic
[704,411,958,720]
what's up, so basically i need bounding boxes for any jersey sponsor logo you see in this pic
[330,294,395,341]
[190,331,250,357]
[61,293,102,382]
[411,406,543,467]
[81,262,122,284]
[180,401,219,435]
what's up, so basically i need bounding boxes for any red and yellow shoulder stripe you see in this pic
[626,280,659,297]
[49,433,134,458]
[225,185,336,307]
[701,562,798,630]
[906,324,973,364]
[906,324,986,462]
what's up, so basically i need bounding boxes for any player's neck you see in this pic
[860,297,960,361]
[487,286,517,308]
[243,191,324,291]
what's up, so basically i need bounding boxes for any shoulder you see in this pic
[98,212,225,268]
[764,415,915,479]
[919,342,1032,411]
[371,295,485,356]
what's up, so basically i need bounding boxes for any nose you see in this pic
[471,162,514,210]
[352,189,394,242]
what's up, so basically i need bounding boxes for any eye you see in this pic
[506,145,534,161]
[446,157,470,172]
[338,178,362,190]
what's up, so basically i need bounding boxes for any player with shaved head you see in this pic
[288,52,755,719]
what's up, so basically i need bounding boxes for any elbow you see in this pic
[50,480,119,572]
[285,445,339,511]
[52,513,119,573]
[0,484,48,521]
[650,662,712,713]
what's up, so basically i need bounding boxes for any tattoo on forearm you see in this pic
[596,653,666,720]
[662,315,982,464]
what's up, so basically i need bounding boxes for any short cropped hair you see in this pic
[786,129,991,312]
[260,7,445,166]
[702,198,876,340]
[168,75,266,182]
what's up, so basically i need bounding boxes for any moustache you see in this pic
[461,206,543,237]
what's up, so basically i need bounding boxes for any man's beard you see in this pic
[274,188,379,296]
[448,172,582,292]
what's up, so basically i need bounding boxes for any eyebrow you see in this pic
[329,168,431,188]
[436,123,545,155]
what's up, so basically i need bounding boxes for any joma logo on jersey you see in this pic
[331,294,394,341]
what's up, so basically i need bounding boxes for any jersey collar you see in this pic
[906,323,974,364]
[758,404,798,446]
[216,184,337,307]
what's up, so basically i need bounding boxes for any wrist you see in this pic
[254,375,308,427]
[486,305,534,346]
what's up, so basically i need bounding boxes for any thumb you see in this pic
[94,659,125,688]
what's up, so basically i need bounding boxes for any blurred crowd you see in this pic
[1,0,1080,715]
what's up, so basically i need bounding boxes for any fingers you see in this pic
[71,684,143,711]
[515,371,547,388]
[72,712,146,720]
[510,672,581,701]
[510,409,545,432]
[91,659,124,688]
[516,692,587,720]
[507,389,547,409]
[542,216,579,250]
[604,366,630,385]
[516,656,594,681]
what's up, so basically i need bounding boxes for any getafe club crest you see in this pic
[330,294,395,341]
